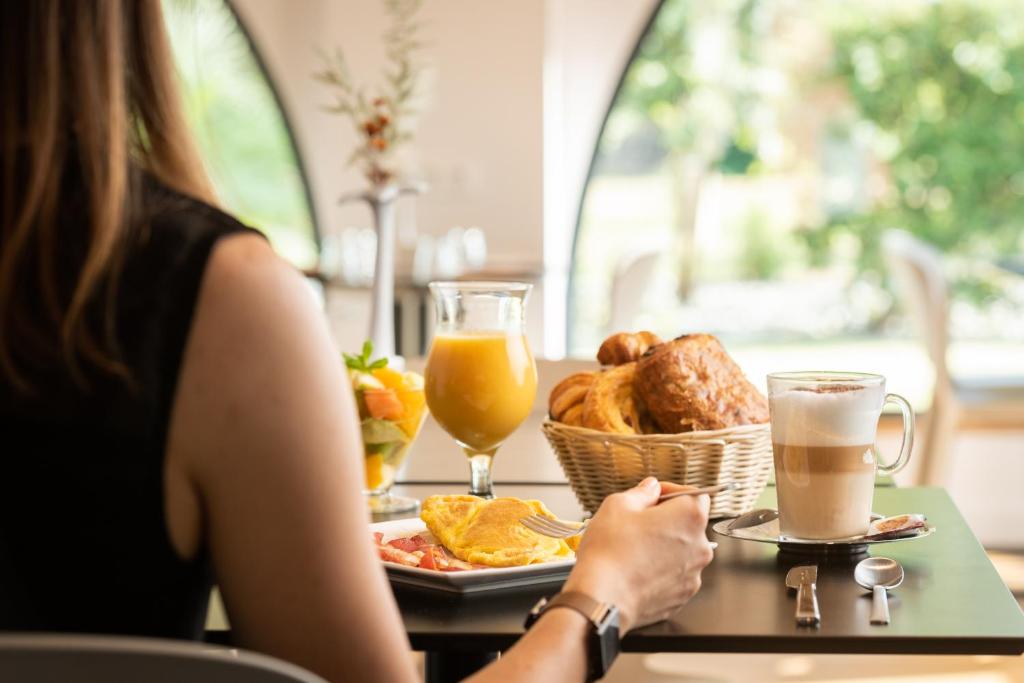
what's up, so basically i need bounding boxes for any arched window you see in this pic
[569,0,1024,401]
[163,0,318,269]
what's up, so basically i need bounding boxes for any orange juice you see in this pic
[425,332,537,454]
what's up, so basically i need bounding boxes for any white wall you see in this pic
[232,0,655,355]
[233,0,545,259]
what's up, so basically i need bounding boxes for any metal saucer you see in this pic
[712,512,935,557]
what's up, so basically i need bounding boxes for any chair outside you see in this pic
[881,229,1024,486]
[608,252,660,334]
[0,633,328,683]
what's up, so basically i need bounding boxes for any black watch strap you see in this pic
[524,591,621,681]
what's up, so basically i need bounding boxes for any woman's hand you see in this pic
[562,477,714,632]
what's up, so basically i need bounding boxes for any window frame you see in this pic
[566,0,666,350]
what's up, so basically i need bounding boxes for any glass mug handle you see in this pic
[877,393,915,474]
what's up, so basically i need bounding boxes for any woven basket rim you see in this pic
[542,418,769,443]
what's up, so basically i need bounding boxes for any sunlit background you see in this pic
[572,0,1024,408]
[156,1,1024,677]
[163,0,319,269]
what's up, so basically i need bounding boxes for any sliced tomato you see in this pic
[428,546,454,570]
[363,389,405,421]
[387,537,421,553]
[418,547,440,570]
[377,545,420,567]
[442,557,475,571]
[372,532,384,545]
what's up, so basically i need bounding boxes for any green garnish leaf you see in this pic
[344,340,389,373]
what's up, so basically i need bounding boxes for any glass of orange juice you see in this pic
[425,282,538,498]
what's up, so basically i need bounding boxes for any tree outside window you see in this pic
[163,0,318,269]
[570,0,1024,402]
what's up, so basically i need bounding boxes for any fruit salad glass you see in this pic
[346,343,427,514]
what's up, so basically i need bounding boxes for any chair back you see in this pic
[881,230,955,484]
[880,230,950,383]
[608,252,660,333]
[0,634,327,683]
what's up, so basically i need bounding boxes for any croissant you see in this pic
[581,363,646,434]
[549,372,595,424]
[597,331,662,366]
[634,334,768,432]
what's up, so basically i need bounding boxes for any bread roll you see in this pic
[581,363,645,434]
[596,331,662,366]
[549,372,595,423]
[635,334,768,432]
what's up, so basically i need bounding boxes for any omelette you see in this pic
[420,495,576,567]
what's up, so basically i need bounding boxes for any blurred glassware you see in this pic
[346,343,427,515]
[434,229,463,279]
[412,234,436,285]
[463,227,487,271]
[318,229,342,280]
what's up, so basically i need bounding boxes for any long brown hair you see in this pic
[0,0,215,390]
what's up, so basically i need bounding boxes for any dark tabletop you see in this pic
[387,484,1024,656]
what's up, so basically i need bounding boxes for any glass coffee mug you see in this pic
[767,372,914,540]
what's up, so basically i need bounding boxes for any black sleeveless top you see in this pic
[0,180,260,639]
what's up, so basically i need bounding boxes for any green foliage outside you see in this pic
[163,0,317,268]
[603,0,760,176]
[818,1,1024,285]
[584,0,1024,305]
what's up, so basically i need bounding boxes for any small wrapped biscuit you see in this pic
[597,331,662,366]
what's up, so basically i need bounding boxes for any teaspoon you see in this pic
[727,507,779,530]
[854,556,904,625]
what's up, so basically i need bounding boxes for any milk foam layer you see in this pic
[769,387,882,447]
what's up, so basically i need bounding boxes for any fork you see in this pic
[520,482,741,539]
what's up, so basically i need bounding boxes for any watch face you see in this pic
[592,606,621,681]
[595,604,620,634]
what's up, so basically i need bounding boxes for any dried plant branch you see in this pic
[316,0,424,187]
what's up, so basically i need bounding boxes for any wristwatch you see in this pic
[524,591,620,681]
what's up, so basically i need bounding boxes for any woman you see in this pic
[0,2,713,681]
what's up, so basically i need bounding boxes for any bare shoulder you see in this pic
[188,233,329,374]
[170,230,346,477]
[200,232,313,316]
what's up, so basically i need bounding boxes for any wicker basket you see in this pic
[542,420,773,518]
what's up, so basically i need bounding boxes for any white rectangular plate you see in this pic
[371,518,575,595]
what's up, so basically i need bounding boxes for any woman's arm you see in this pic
[468,479,712,683]
[168,235,713,683]
[166,235,418,682]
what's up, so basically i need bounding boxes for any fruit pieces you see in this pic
[365,453,384,490]
[395,389,426,437]
[368,367,426,434]
[364,389,405,420]
[371,366,405,389]
[345,341,427,492]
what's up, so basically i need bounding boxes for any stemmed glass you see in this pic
[347,341,427,516]
[425,282,538,498]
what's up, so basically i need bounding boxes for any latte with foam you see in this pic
[769,382,884,540]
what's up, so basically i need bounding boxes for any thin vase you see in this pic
[339,181,426,366]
